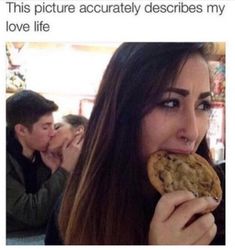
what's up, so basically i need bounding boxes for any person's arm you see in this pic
[7,155,69,230]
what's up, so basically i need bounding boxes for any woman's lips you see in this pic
[161,148,194,154]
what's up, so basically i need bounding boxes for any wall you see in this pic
[6,42,119,119]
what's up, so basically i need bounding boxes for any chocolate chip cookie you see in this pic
[147,151,222,201]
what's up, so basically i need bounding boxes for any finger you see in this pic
[184,212,215,243]
[154,190,195,222]
[40,151,51,158]
[77,139,84,151]
[62,138,71,151]
[192,219,217,245]
[40,151,45,157]
[169,196,219,229]
[72,133,84,146]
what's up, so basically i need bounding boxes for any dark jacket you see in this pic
[6,129,69,234]
[44,196,63,245]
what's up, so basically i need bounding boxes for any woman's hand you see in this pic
[148,190,220,245]
[60,131,84,173]
[40,151,61,173]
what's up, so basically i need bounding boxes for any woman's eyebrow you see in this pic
[166,87,189,96]
[54,122,62,129]
[166,88,211,99]
[198,91,212,99]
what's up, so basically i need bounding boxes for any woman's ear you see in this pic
[74,125,84,135]
[15,124,28,137]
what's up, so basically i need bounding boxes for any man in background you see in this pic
[6,90,78,234]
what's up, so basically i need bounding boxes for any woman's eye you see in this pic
[159,99,180,109]
[197,101,212,112]
[54,123,62,130]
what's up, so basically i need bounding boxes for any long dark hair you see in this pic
[59,43,214,244]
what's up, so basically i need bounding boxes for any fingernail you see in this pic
[207,196,219,204]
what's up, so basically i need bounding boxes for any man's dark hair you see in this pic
[6,90,58,130]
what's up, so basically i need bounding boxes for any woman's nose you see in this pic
[178,110,199,142]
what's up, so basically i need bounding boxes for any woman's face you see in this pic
[141,54,211,159]
[48,121,75,153]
